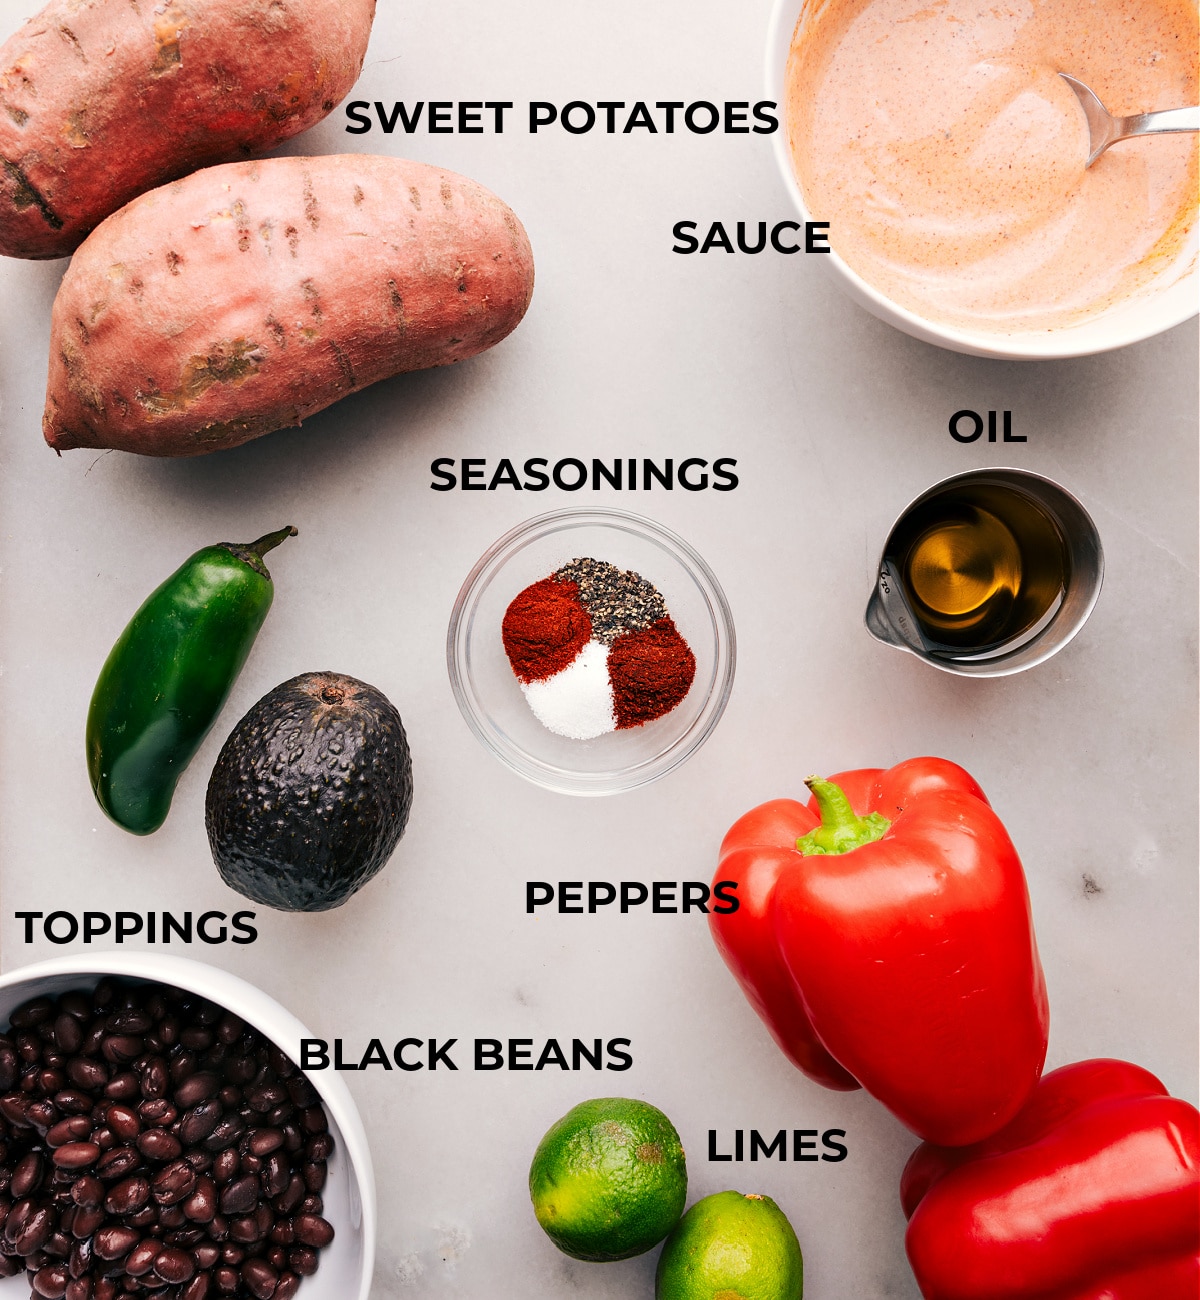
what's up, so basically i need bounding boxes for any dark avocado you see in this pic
[205,672,413,911]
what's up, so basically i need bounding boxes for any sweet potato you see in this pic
[43,154,536,456]
[0,0,375,259]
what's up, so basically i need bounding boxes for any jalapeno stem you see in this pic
[248,525,298,558]
[221,526,298,579]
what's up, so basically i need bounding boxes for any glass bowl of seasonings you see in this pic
[0,953,375,1300]
[447,509,735,794]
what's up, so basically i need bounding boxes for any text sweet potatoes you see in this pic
[43,154,536,456]
[0,0,375,258]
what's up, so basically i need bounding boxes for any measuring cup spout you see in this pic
[865,560,932,655]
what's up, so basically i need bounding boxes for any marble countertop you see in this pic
[0,0,1196,1295]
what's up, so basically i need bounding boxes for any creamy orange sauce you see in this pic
[786,0,1199,331]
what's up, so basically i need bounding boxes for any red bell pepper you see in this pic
[902,1058,1200,1300]
[711,757,1049,1146]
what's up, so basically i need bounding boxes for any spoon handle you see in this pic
[1120,106,1200,138]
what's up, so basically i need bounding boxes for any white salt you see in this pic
[521,639,616,739]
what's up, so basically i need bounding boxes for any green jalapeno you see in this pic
[87,526,297,835]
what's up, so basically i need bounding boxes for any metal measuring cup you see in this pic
[865,468,1104,677]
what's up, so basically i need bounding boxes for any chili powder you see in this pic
[608,617,696,728]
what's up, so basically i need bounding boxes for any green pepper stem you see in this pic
[247,526,298,559]
[796,776,891,856]
[222,526,297,580]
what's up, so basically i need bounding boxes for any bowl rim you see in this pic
[765,0,1200,360]
[446,507,737,795]
[0,952,376,1300]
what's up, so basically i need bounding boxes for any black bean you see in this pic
[95,1148,139,1182]
[54,1009,85,1053]
[47,1120,93,1150]
[273,1272,300,1299]
[292,1214,333,1249]
[136,1130,181,1163]
[0,1096,28,1127]
[52,1145,101,1171]
[102,1107,138,1145]
[139,1059,168,1101]
[105,1011,152,1037]
[287,1246,318,1276]
[65,1061,107,1092]
[69,1206,104,1241]
[218,1175,259,1217]
[248,1130,284,1159]
[137,1099,175,1128]
[33,1262,69,1297]
[260,1153,289,1202]
[102,1176,149,1216]
[228,1215,260,1244]
[125,1206,157,1230]
[69,1178,102,1210]
[11,1152,46,1198]
[304,1134,333,1164]
[152,1245,195,1284]
[26,1100,58,1133]
[203,1117,244,1155]
[267,1050,295,1082]
[267,1220,293,1247]
[241,1257,278,1299]
[67,1234,92,1279]
[51,1093,91,1120]
[10,998,55,1030]
[182,1176,217,1225]
[121,1240,158,1278]
[92,1225,139,1261]
[174,1075,220,1111]
[100,1074,138,1103]
[152,1161,196,1207]
[78,1023,105,1057]
[100,1037,143,1067]
[213,1265,239,1293]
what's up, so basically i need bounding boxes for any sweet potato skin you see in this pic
[43,155,536,456]
[0,0,375,259]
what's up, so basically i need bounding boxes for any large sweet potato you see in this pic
[43,154,536,456]
[0,0,375,259]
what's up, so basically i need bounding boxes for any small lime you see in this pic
[655,1190,804,1300]
[528,1096,688,1262]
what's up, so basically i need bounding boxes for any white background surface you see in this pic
[0,0,1197,1297]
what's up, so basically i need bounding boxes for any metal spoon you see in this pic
[1060,73,1199,167]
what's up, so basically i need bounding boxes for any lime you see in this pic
[528,1096,688,1262]
[655,1190,804,1300]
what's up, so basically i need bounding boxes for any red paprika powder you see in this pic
[501,578,591,683]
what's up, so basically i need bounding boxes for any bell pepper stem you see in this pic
[796,776,891,855]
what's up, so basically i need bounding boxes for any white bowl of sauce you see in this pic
[768,0,1198,358]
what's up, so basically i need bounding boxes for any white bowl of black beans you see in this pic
[0,954,375,1300]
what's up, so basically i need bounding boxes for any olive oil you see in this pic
[887,485,1069,653]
